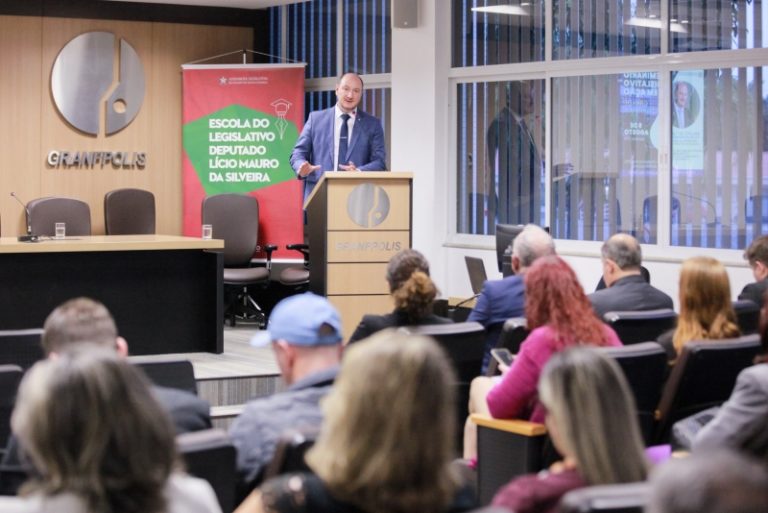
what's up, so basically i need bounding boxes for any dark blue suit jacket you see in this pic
[290,107,387,204]
[468,274,526,371]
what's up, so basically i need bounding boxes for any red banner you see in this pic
[182,64,304,259]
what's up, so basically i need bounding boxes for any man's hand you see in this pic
[338,161,358,172]
[298,161,321,177]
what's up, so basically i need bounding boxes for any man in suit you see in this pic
[672,81,694,129]
[0,297,211,494]
[290,72,387,204]
[468,224,555,372]
[229,293,342,497]
[739,235,768,307]
[486,80,543,225]
[588,233,673,319]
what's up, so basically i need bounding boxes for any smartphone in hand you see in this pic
[490,348,515,367]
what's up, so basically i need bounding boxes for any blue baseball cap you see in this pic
[251,292,343,347]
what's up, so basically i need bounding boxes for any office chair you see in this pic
[104,188,156,234]
[599,342,668,445]
[277,243,310,291]
[27,196,91,236]
[559,482,650,513]
[653,335,761,444]
[202,193,275,327]
[130,358,197,395]
[0,328,45,370]
[485,317,529,376]
[177,428,236,513]
[602,308,677,345]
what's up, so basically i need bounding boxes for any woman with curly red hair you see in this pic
[463,255,622,460]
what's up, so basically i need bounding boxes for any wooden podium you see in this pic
[304,172,413,338]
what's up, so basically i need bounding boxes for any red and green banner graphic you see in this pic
[182,64,304,259]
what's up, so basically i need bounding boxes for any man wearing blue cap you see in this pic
[228,292,343,496]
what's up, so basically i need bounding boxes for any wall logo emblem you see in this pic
[51,31,145,136]
[347,183,390,227]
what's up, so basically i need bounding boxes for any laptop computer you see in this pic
[464,256,488,295]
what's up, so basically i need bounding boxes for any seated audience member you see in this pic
[0,350,221,513]
[492,347,648,513]
[588,233,673,319]
[739,235,768,306]
[234,330,475,513]
[348,248,451,343]
[229,293,342,496]
[467,224,555,372]
[0,297,211,496]
[691,296,768,458]
[657,256,740,361]
[646,450,768,513]
[463,256,621,460]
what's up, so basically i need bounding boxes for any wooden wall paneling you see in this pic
[150,23,253,234]
[0,16,44,237]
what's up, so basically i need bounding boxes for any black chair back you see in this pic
[599,342,667,445]
[486,318,529,376]
[495,224,524,274]
[178,428,236,513]
[104,188,156,235]
[0,365,23,447]
[733,299,760,335]
[130,358,197,395]
[603,309,677,345]
[559,482,650,513]
[0,329,45,370]
[27,196,92,236]
[263,430,316,481]
[654,335,761,443]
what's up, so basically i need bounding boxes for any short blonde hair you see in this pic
[306,330,459,513]
[12,349,177,513]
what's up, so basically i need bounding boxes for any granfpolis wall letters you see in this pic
[48,31,147,169]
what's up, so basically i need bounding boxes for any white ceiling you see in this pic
[103,0,305,9]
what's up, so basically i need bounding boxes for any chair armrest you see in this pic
[471,414,548,506]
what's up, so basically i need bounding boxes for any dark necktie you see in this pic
[338,113,350,170]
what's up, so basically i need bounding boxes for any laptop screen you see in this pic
[464,256,488,295]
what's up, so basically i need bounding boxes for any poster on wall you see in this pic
[181,64,305,259]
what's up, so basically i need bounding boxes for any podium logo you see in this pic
[51,31,145,136]
[347,183,390,228]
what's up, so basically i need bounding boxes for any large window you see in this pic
[452,0,768,251]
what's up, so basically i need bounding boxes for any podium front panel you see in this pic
[327,231,410,263]
[327,263,390,295]
[327,180,411,230]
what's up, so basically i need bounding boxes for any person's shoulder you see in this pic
[739,364,768,388]
[484,274,524,294]
[0,492,82,513]
[166,473,222,513]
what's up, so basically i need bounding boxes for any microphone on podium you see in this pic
[10,192,39,242]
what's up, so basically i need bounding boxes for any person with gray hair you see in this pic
[588,233,673,319]
[468,224,555,373]
[646,449,768,513]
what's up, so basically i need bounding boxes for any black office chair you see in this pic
[599,342,668,445]
[653,335,761,444]
[263,430,316,482]
[486,318,529,376]
[559,482,650,513]
[406,322,486,448]
[0,365,23,449]
[27,196,92,236]
[177,428,237,513]
[277,243,310,291]
[495,224,525,276]
[0,329,45,370]
[602,309,677,346]
[732,299,760,335]
[202,193,275,327]
[104,188,156,235]
[130,358,197,395]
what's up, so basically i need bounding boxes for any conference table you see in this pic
[0,235,224,355]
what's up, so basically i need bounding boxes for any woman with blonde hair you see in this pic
[348,248,451,343]
[235,330,475,513]
[0,349,220,513]
[492,347,648,513]
[657,256,740,360]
